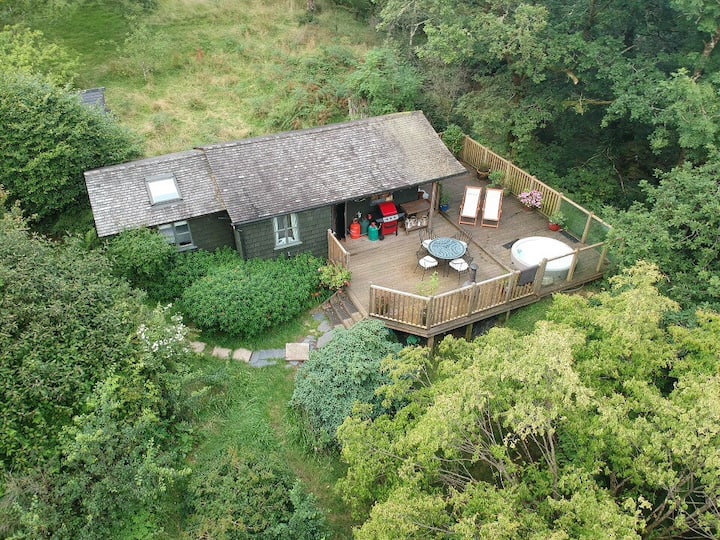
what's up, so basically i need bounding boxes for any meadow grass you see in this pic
[186,355,357,539]
[29,0,377,155]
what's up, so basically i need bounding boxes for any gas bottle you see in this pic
[349,219,361,239]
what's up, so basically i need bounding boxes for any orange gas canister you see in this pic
[349,220,361,239]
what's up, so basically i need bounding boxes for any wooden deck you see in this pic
[333,166,608,338]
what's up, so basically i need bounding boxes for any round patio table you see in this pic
[427,237,467,260]
[427,238,467,276]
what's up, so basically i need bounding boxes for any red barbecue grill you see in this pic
[377,201,399,236]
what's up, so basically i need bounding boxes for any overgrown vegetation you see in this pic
[291,320,402,449]
[181,253,325,338]
[0,197,194,538]
[0,73,142,222]
[185,448,328,538]
[337,264,720,538]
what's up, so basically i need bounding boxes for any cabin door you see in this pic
[333,203,346,239]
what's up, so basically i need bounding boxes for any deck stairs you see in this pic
[323,290,364,330]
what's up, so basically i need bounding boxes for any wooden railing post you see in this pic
[533,260,548,295]
[506,272,519,303]
[425,296,435,328]
[467,283,480,317]
[597,244,609,273]
[566,249,580,281]
[581,213,594,244]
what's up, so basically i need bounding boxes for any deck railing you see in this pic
[327,229,350,267]
[461,137,612,244]
[369,242,609,334]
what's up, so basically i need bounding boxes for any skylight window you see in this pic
[146,174,181,204]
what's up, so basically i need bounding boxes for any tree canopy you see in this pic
[0,74,141,221]
[337,263,720,538]
[0,196,194,538]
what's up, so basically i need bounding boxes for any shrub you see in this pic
[185,448,328,539]
[290,320,402,449]
[160,247,240,302]
[0,74,142,220]
[106,227,177,294]
[442,124,465,155]
[180,254,323,338]
[318,263,351,291]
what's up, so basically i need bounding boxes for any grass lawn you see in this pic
[28,0,378,156]
[185,351,357,539]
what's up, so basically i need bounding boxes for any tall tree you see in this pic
[338,263,720,538]
[0,200,195,538]
[607,157,720,313]
[0,74,142,221]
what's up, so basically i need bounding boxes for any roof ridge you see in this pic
[198,111,421,152]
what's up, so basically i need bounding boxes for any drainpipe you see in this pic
[233,224,246,260]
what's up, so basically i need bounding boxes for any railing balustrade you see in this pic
[327,229,349,267]
[369,241,609,334]
[345,136,613,336]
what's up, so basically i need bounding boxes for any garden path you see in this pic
[189,308,340,368]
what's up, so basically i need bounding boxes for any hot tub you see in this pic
[511,236,574,282]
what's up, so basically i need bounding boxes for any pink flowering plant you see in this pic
[519,189,543,209]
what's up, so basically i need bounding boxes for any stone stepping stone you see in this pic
[317,320,332,333]
[190,341,206,353]
[232,348,252,362]
[317,330,334,349]
[286,342,310,363]
[249,357,278,368]
[248,348,284,368]
[212,346,231,360]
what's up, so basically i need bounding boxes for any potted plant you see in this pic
[519,189,542,210]
[548,210,566,231]
[488,170,509,194]
[318,263,352,292]
[438,183,450,212]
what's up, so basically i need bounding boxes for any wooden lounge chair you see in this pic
[458,186,483,226]
[481,188,503,228]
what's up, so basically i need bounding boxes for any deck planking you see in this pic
[342,167,586,316]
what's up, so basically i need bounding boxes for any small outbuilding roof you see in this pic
[78,87,108,112]
[84,111,467,237]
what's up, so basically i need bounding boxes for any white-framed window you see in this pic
[146,173,181,205]
[273,213,300,248]
[158,220,194,250]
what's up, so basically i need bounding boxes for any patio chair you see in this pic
[419,228,436,251]
[480,188,503,228]
[415,249,438,280]
[458,186,483,226]
[453,229,473,250]
[449,255,474,285]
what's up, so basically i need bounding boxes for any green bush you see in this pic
[106,227,177,294]
[442,123,465,155]
[290,320,402,449]
[161,247,240,302]
[185,448,328,539]
[0,74,142,220]
[180,254,323,338]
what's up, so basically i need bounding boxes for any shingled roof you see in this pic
[85,150,222,237]
[85,111,466,237]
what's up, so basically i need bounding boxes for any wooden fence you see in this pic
[327,229,349,267]
[369,242,608,335]
[461,137,611,244]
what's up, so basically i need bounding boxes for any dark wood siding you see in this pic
[188,211,235,251]
[237,206,332,260]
